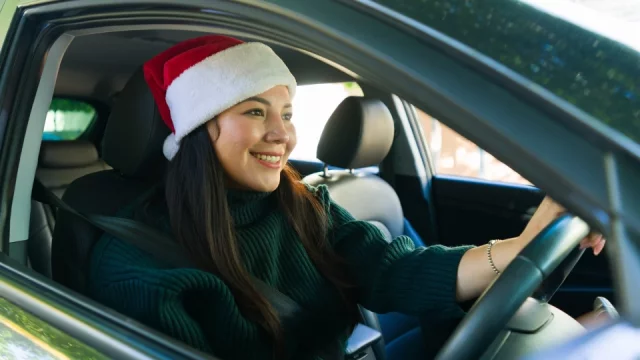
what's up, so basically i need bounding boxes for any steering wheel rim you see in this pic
[435,214,590,360]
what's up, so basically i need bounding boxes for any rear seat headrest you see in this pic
[39,140,99,168]
[102,68,169,179]
[316,97,394,169]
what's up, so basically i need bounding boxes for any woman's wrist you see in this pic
[514,233,532,250]
[487,236,525,273]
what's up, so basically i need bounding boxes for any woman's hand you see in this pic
[519,196,606,255]
[456,196,606,302]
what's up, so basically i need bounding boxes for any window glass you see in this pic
[373,0,640,144]
[43,99,96,141]
[417,108,531,185]
[289,82,364,162]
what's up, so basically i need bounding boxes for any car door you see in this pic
[0,294,106,359]
[397,107,612,318]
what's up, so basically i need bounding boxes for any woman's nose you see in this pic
[265,115,290,144]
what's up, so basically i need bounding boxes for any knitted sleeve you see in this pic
[312,185,473,320]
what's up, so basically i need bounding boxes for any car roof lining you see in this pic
[55,30,357,103]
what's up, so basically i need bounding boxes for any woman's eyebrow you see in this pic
[243,96,271,106]
[241,97,292,109]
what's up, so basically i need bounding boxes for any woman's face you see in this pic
[207,85,296,192]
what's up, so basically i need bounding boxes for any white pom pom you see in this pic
[163,133,180,160]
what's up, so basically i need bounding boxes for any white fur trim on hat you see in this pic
[163,42,297,160]
[163,133,180,161]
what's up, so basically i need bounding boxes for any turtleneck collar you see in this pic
[226,189,274,227]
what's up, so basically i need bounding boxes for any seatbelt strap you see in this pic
[31,179,344,359]
[32,179,192,268]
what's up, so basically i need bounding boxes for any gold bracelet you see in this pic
[487,239,501,275]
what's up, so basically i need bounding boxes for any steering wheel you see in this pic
[435,214,591,360]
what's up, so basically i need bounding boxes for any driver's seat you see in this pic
[51,69,170,294]
[303,97,430,360]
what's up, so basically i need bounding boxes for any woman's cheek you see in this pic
[287,124,297,152]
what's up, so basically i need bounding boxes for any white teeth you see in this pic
[253,153,281,164]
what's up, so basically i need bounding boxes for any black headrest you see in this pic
[39,140,99,168]
[102,69,169,179]
[316,97,394,169]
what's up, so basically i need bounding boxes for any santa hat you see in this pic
[143,35,297,160]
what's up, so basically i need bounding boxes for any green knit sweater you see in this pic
[89,185,471,359]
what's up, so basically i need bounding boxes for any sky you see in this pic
[520,0,640,52]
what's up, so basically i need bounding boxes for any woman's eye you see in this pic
[283,113,293,121]
[246,109,265,117]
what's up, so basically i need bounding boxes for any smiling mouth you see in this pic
[250,152,282,164]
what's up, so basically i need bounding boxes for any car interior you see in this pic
[10,28,616,359]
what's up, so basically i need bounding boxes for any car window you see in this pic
[43,99,96,141]
[0,297,105,359]
[373,0,640,145]
[416,107,532,185]
[289,82,364,162]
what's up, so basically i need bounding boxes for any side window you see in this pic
[43,99,96,141]
[289,82,364,162]
[416,108,532,185]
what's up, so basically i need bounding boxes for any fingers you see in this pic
[594,239,606,256]
[538,198,607,256]
[579,233,606,256]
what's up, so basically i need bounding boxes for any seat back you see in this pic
[305,171,403,238]
[304,97,431,360]
[51,69,169,293]
[304,97,403,237]
[36,140,110,197]
[29,140,110,278]
[304,97,406,360]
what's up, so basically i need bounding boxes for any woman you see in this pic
[89,35,606,359]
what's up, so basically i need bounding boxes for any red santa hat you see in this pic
[143,35,297,160]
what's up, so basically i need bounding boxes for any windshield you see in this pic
[374,0,640,145]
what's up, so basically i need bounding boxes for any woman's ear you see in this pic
[206,118,220,142]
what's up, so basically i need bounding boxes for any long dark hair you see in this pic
[164,125,357,355]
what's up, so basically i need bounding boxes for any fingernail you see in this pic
[595,244,603,256]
